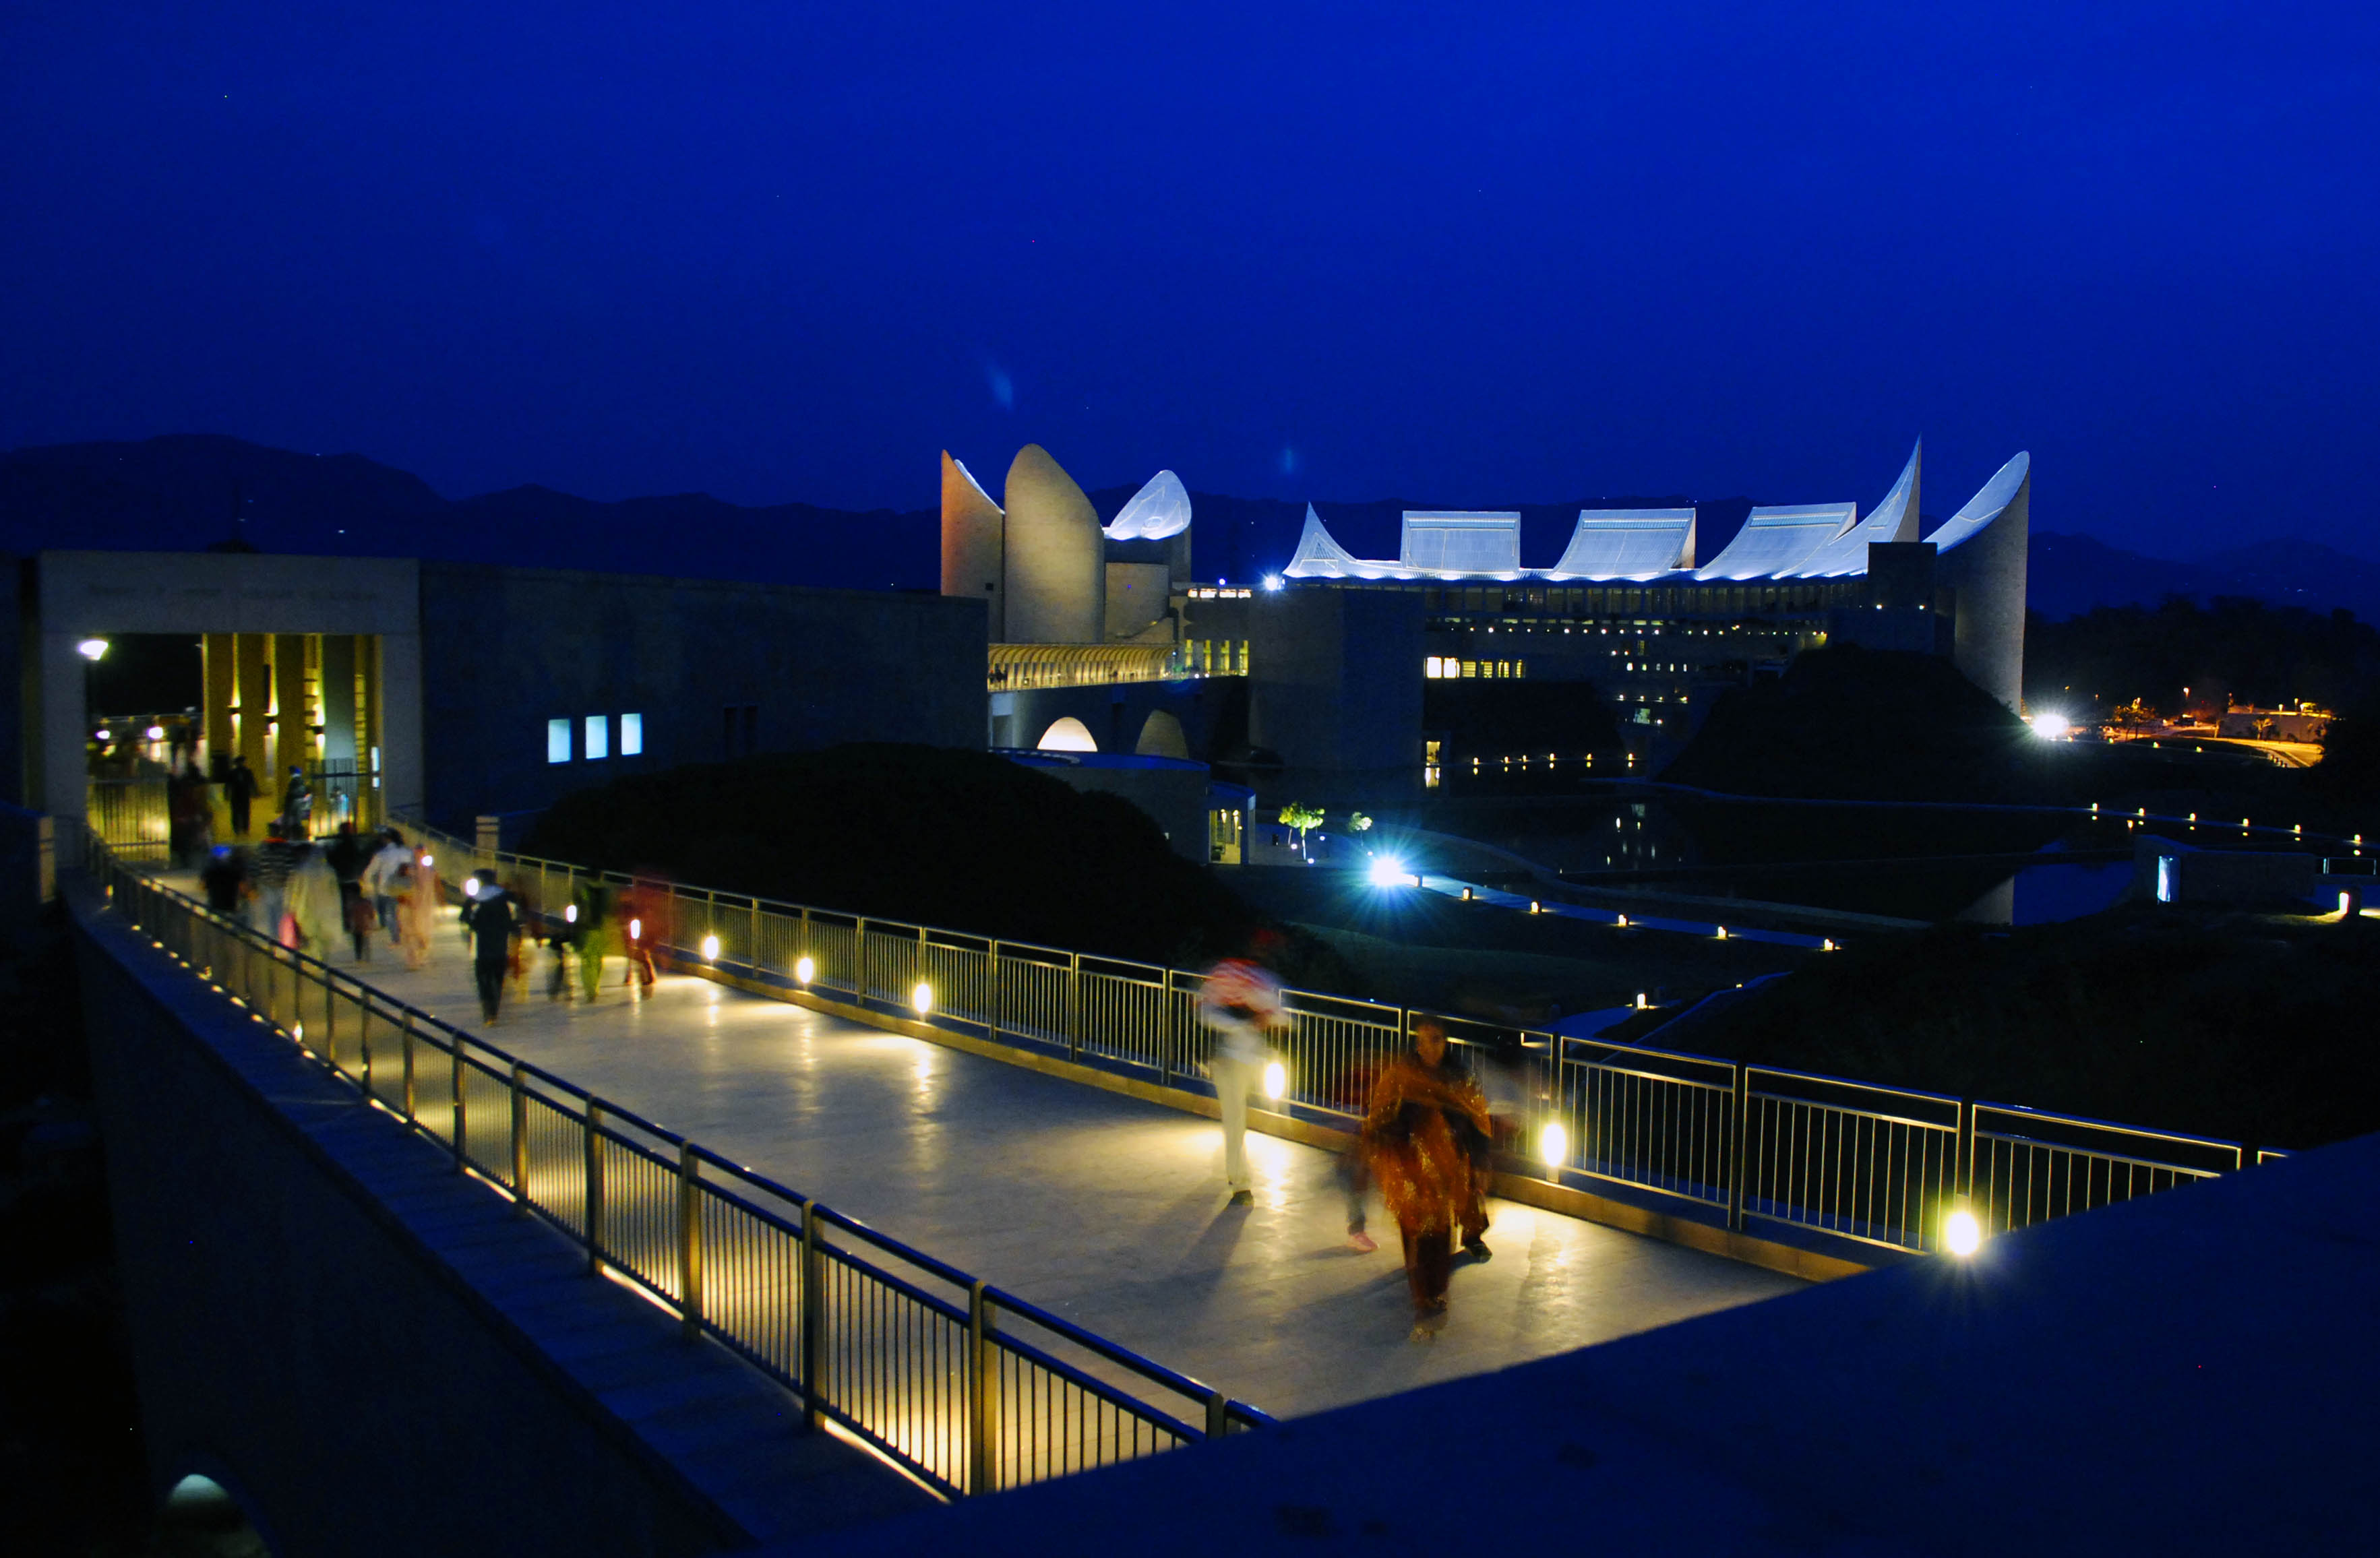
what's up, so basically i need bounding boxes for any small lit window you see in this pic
[621,712,643,755]
[1462,660,1477,678]
[584,714,609,760]
[547,719,572,764]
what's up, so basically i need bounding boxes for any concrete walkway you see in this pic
[270,901,1800,1419]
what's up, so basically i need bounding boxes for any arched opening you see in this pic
[159,1474,267,1553]
[1133,710,1189,759]
[1036,716,1098,753]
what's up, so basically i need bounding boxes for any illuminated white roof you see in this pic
[1792,442,1921,577]
[1547,509,1696,579]
[1925,451,2031,553]
[1103,470,1191,541]
[1400,511,1521,574]
[1695,502,1856,581]
[949,456,1000,514]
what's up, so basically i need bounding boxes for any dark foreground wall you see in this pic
[420,561,986,827]
[72,882,926,1554]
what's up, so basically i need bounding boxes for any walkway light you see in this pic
[564,904,578,924]
[1715,925,1728,940]
[78,637,109,660]
[1943,1198,1983,1258]
[795,954,816,986]
[1366,854,1409,888]
[462,877,481,898]
[146,724,165,741]
[1539,1121,1568,1168]
[701,933,721,962]
[420,854,433,869]
[1262,1060,1285,1100]
[911,980,934,1016]
[628,918,641,941]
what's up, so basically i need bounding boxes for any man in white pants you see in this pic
[1198,947,1286,1206]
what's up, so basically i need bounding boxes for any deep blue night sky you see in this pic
[4,3,2375,556]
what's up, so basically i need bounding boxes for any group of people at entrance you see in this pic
[459,875,664,1024]
[200,823,439,968]
[1200,943,1496,1342]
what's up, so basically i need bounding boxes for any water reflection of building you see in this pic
[945,440,2032,786]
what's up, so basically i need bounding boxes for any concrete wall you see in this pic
[419,562,985,828]
[991,677,1247,766]
[1939,470,2030,712]
[1244,588,1424,775]
[32,551,425,840]
[71,898,754,1558]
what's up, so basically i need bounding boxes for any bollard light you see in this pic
[420,854,433,870]
[795,954,816,986]
[911,980,934,1016]
[1943,1199,1983,1258]
[701,933,721,962]
[628,918,641,941]
[564,903,578,924]
[463,877,481,898]
[293,1022,303,1042]
[1539,1121,1568,1169]
[1715,925,1728,940]
[146,724,165,741]
[1262,1060,1285,1100]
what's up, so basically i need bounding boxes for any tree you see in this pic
[1348,813,1373,833]
[1278,803,1324,860]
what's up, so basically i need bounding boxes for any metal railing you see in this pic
[388,815,2284,1262]
[85,841,1269,1499]
[88,777,170,860]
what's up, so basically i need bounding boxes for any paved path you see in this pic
[275,902,1801,1419]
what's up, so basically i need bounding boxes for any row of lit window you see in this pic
[1187,586,1253,600]
[1424,658,1526,679]
[548,713,644,764]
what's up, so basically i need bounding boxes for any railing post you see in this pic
[1727,1065,1750,1233]
[1065,952,1082,1063]
[989,940,1004,1042]
[322,973,338,1071]
[510,1061,530,1210]
[799,1199,824,1428]
[1158,968,1175,1089]
[400,1012,418,1119]
[968,1279,996,1495]
[584,1100,606,1275]
[1204,1388,1228,1441]
[359,995,375,1100]
[450,1035,467,1169]
[678,1143,704,1340]
[857,917,871,1005]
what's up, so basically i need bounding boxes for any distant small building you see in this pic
[2217,704,2331,744]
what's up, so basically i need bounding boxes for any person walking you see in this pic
[361,829,408,940]
[572,881,615,1003]
[1196,935,1288,1206]
[288,844,346,956]
[395,846,440,970]
[200,846,249,917]
[324,822,373,961]
[1362,1018,1492,1341]
[249,823,298,944]
[280,764,313,838]
[460,869,519,1024]
[224,755,259,839]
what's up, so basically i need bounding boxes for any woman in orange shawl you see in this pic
[1362,1019,1492,1338]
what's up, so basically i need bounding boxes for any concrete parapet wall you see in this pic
[71,882,925,1553]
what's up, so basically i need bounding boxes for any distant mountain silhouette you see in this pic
[6,435,2373,619]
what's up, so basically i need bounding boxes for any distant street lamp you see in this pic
[78,637,110,661]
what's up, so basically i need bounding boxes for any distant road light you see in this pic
[1261,574,1284,592]
[2030,711,2071,739]
[78,637,110,660]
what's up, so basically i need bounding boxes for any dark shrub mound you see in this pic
[1662,644,2057,803]
[522,744,1317,974]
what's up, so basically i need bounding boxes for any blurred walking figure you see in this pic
[460,869,520,1024]
[1196,934,1287,1206]
[1362,1018,1492,1340]
[617,881,661,990]
[572,881,617,1003]
[250,823,297,945]
[200,846,249,917]
[280,764,313,837]
[225,756,259,839]
[288,844,346,955]
[325,823,373,960]
[394,846,440,970]
[362,829,408,939]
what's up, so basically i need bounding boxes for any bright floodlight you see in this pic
[1366,854,1409,887]
[1943,1206,1984,1257]
[1261,574,1284,592]
[911,980,934,1016]
[1262,1060,1285,1100]
[2030,711,2071,739]
[78,637,109,660]
[795,954,816,985]
[700,933,721,962]
[1539,1121,1568,1168]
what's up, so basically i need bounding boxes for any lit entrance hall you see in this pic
[290,890,1801,1418]
[31,551,423,861]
